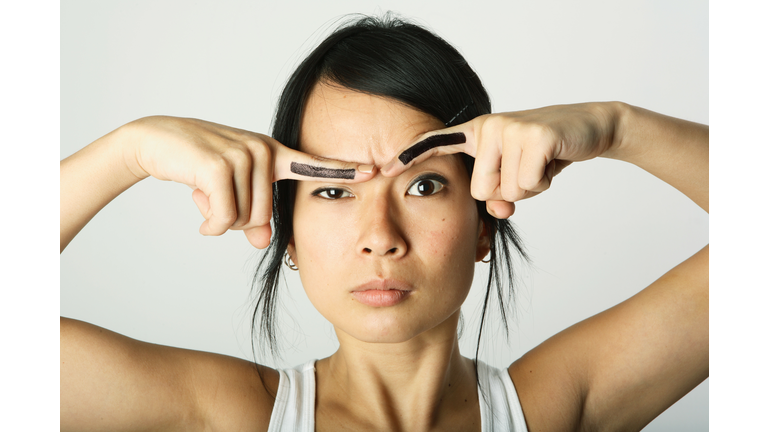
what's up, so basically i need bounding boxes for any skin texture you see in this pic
[59,116,376,252]
[380,101,709,431]
[289,83,491,431]
[60,87,707,431]
[292,84,486,343]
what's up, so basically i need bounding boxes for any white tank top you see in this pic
[267,360,528,431]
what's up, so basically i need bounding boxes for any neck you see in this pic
[315,311,479,431]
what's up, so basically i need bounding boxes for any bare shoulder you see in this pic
[509,245,708,432]
[508,326,589,432]
[61,317,279,432]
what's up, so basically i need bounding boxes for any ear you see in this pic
[475,219,492,262]
[287,237,297,264]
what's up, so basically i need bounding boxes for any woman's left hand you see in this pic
[381,102,621,218]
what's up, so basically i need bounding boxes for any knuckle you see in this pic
[233,212,250,227]
[251,213,272,227]
[481,115,508,135]
[518,175,538,191]
[424,147,442,161]
[525,179,549,194]
[501,121,526,141]
[500,190,515,202]
[471,183,493,201]
[218,211,238,226]
[224,145,251,167]
[248,139,272,161]
[525,123,555,145]
[207,156,233,176]
[500,183,523,202]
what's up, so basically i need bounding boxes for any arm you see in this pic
[60,116,281,252]
[509,245,708,432]
[61,116,375,252]
[60,116,375,429]
[61,317,278,432]
[60,124,142,252]
[606,102,708,212]
[382,102,708,431]
[508,103,709,431]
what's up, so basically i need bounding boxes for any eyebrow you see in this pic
[290,162,356,180]
[398,132,466,165]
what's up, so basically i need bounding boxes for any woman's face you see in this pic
[289,83,490,344]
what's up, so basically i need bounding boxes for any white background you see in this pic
[54,0,711,430]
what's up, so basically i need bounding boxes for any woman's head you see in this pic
[291,84,488,344]
[253,13,527,359]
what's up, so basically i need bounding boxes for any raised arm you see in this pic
[60,116,376,430]
[382,102,708,431]
[606,102,708,212]
[61,116,376,252]
[503,103,708,431]
[60,123,140,252]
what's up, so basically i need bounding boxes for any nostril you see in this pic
[387,248,398,254]
[363,248,372,254]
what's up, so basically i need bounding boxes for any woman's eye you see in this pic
[314,188,352,199]
[407,179,445,197]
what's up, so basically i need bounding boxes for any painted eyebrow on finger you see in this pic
[290,162,356,180]
[398,132,466,165]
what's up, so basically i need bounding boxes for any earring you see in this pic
[283,252,298,271]
[481,255,491,264]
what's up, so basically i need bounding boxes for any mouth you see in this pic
[351,279,413,307]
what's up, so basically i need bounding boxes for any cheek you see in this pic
[291,210,345,314]
[422,222,465,263]
[411,203,480,294]
[417,200,479,259]
[292,206,354,269]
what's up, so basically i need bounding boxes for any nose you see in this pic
[355,196,407,258]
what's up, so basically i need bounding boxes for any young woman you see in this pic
[60,16,708,431]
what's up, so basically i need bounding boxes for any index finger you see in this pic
[273,146,376,182]
[380,122,475,177]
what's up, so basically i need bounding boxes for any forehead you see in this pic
[299,83,445,166]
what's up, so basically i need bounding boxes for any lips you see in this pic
[351,279,413,307]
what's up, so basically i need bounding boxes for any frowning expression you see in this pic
[289,83,490,343]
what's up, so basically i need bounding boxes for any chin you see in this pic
[337,309,458,344]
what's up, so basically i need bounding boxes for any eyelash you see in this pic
[312,188,353,199]
[406,174,447,197]
[311,173,448,200]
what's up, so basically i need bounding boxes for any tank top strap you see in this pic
[476,360,529,431]
[267,360,316,432]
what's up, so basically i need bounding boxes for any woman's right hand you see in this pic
[61,116,375,250]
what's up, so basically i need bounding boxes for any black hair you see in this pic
[252,13,528,375]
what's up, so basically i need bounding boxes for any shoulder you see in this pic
[507,246,709,432]
[185,350,280,431]
[508,342,587,432]
[61,317,280,432]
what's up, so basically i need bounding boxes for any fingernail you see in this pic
[381,161,398,174]
[357,164,374,173]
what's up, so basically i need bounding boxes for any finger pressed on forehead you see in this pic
[292,152,469,195]
[298,83,445,167]
[289,161,357,180]
[397,132,467,165]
